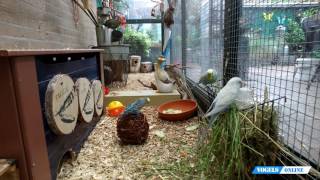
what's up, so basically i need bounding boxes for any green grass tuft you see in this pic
[146,104,279,179]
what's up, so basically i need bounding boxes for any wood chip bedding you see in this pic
[58,73,199,180]
[110,73,156,91]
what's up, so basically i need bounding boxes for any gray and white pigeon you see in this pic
[204,77,245,126]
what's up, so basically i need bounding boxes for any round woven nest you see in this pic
[117,112,149,145]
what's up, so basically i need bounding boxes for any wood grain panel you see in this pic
[11,57,51,180]
[0,59,29,179]
[0,0,97,49]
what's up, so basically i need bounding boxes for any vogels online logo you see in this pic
[252,166,311,174]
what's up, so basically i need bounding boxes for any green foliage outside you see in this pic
[123,28,151,60]
[283,8,319,54]
[284,19,305,52]
[312,49,320,58]
[113,0,129,12]
[145,24,162,43]
[302,8,320,19]
[301,8,320,58]
[96,0,129,11]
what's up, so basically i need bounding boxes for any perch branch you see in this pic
[137,80,157,90]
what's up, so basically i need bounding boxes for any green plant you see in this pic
[284,19,305,52]
[123,28,151,60]
[312,49,320,58]
[145,103,279,179]
[302,8,320,18]
[113,0,129,12]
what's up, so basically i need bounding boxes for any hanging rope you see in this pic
[72,0,80,27]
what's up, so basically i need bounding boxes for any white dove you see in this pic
[204,77,245,126]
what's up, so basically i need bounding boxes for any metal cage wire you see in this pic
[170,0,320,172]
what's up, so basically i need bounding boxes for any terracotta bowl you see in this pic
[157,100,197,121]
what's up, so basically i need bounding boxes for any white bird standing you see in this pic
[154,56,174,93]
[156,61,172,84]
[204,77,245,126]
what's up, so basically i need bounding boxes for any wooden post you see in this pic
[223,0,241,84]
[11,57,51,180]
[181,0,187,75]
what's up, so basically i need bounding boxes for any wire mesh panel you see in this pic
[170,0,225,82]
[170,0,182,65]
[234,0,320,170]
[171,0,320,172]
[220,0,320,172]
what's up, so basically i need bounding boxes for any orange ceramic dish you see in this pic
[157,100,197,121]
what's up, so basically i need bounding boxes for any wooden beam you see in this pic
[126,19,162,24]
[105,90,181,107]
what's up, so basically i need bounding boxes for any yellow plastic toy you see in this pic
[107,101,125,117]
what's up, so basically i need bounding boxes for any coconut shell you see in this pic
[117,113,149,145]
[45,74,79,135]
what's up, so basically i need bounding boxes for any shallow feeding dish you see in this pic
[157,100,197,121]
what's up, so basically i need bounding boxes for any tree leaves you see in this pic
[123,28,151,60]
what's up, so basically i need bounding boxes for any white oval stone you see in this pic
[45,74,78,135]
[91,80,104,116]
[75,78,94,123]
